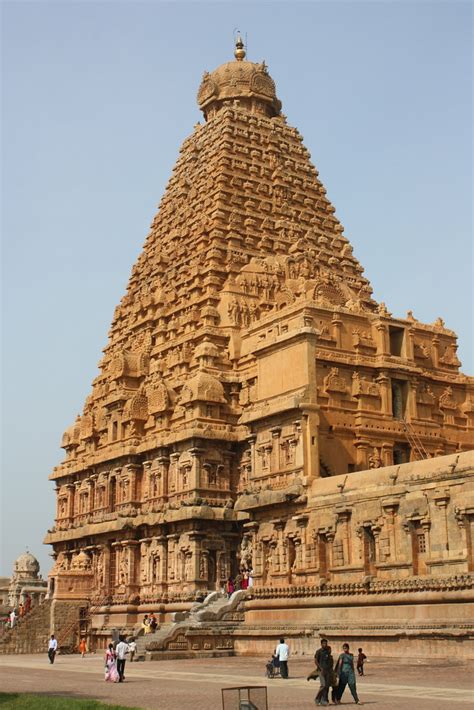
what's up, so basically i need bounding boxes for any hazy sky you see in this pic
[1,1,472,577]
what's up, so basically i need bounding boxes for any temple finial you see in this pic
[234,32,246,61]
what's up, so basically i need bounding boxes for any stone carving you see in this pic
[439,387,458,411]
[440,344,461,367]
[351,372,380,398]
[323,368,347,394]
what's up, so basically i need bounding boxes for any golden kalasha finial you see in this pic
[234,33,246,61]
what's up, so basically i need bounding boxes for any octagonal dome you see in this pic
[197,36,282,120]
[14,551,40,576]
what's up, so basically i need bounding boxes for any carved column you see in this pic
[331,312,343,348]
[124,540,140,593]
[336,508,352,565]
[382,500,399,561]
[157,535,168,586]
[376,372,391,415]
[190,447,204,490]
[189,532,205,583]
[157,454,169,498]
[139,538,151,587]
[354,438,370,470]
[167,534,179,584]
[375,321,389,356]
[433,490,450,554]
[270,427,281,472]
[406,379,418,422]
[142,460,153,501]
[431,336,440,369]
[247,435,256,479]
[455,508,474,572]
[381,441,393,467]
[126,463,141,504]
[406,328,415,361]
[169,453,179,494]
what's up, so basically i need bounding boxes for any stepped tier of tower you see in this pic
[45,43,474,653]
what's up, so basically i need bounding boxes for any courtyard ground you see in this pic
[0,653,472,709]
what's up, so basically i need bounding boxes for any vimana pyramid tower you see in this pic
[45,38,474,656]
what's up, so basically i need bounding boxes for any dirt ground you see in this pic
[0,653,472,709]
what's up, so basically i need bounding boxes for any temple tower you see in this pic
[46,39,474,631]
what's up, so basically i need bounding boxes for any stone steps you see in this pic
[0,600,52,654]
[137,590,248,661]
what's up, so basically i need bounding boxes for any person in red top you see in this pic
[241,571,249,590]
[225,577,235,598]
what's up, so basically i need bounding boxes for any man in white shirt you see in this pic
[115,636,130,682]
[275,638,290,678]
[48,634,58,664]
[9,610,16,628]
[128,639,137,662]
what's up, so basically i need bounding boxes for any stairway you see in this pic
[135,590,249,661]
[56,594,111,653]
[0,600,52,654]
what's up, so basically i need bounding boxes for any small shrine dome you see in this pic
[182,371,226,404]
[197,35,282,119]
[14,551,40,577]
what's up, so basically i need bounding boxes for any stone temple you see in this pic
[41,38,473,657]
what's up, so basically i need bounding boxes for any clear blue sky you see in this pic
[1,1,472,577]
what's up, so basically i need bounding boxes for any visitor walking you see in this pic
[115,636,130,682]
[79,638,87,658]
[357,648,367,676]
[129,639,137,662]
[336,643,361,704]
[9,610,16,628]
[275,638,290,679]
[104,643,119,682]
[314,638,334,706]
[18,603,24,618]
[48,634,58,664]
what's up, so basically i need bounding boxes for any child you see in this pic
[357,648,367,676]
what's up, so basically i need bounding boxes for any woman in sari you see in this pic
[104,643,119,682]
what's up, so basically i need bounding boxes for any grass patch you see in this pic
[0,694,140,710]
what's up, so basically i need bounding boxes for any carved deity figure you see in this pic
[368,448,382,469]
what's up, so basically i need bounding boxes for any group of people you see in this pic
[269,637,367,704]
[141,612,158,634]
[312,639,366,705]
[104,636,137,682]
[225,569,253,597]
[4,595,33,629]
